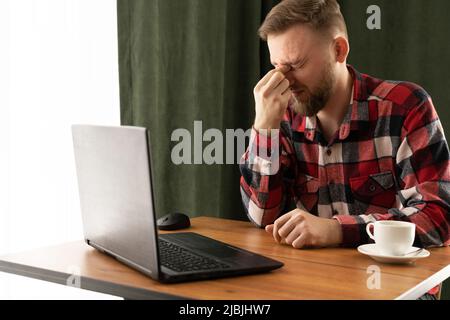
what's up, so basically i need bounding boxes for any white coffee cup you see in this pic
[366,221,415,256]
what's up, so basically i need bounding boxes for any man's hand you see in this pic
[265,209,343,249]
[253,66,291,131]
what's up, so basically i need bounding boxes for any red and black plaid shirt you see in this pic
[240,65,450,248]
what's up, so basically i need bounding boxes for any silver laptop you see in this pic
[72,125,283,283]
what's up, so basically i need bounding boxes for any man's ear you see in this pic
[333,36,350,63]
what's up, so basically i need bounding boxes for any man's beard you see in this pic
[291,63,335,117]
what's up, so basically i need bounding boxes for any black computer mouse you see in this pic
[157,212,191,231]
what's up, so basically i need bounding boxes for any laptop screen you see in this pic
[72,125,160,279]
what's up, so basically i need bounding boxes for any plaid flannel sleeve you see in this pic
[335,94,450,248]
[239,121,297,227]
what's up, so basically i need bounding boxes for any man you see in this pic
[240,0,450,252]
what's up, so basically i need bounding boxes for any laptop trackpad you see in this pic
[160,232,246,258]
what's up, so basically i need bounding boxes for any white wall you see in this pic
[0,0,121,299]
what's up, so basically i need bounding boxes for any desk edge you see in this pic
[0,260,189,300]
[395,264,450,300]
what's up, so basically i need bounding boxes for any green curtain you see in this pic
[117,0,279,220]
[117,0,450,219]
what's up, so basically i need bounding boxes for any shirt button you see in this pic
[326,149,332,156]
[369,185,377,192]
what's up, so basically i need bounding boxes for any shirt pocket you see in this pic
[296,175,320,212]
[349,171,397,208]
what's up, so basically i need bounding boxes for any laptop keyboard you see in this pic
[158,238,230,272]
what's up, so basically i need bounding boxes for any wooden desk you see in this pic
[0,217,449,300]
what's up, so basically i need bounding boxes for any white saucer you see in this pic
[357,244,430,264]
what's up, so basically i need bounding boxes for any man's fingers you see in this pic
[292,233,308,249]
[266,223,282,243]
[273,78,290,96]
[278,219,296,239]
[284,225,303,245]
[263,72,287,93]
[255,65,290,91]
[273,213,292,243]
[274,212,292,226]
[255,69,279,90]
[281,86,292,96]
[273,223,281,243]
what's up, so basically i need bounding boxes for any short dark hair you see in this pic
[258,0,348,41]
